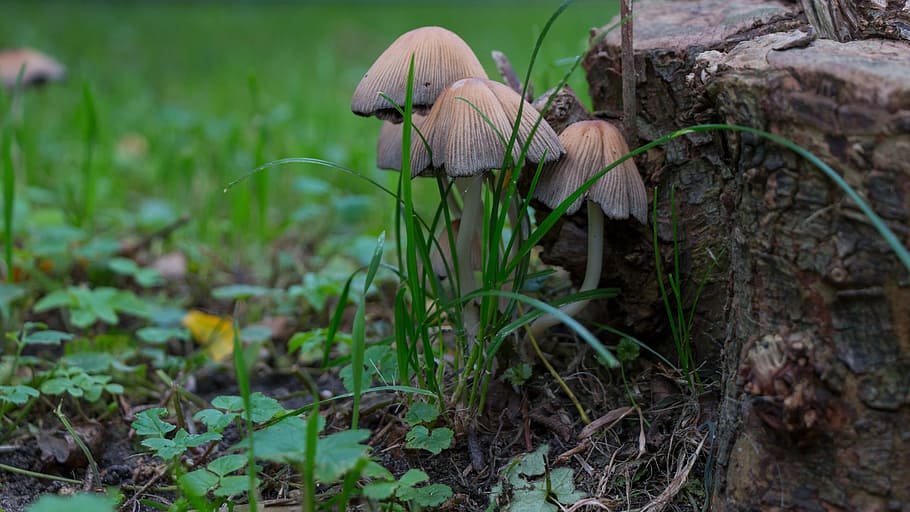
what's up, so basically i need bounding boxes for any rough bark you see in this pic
[800,0,910,41]
[541,0,910,509]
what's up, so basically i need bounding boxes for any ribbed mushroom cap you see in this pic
[352,26,488,123]
[535,120,647,223]
[376,114,426,171]
[410,77,564,178]
[0,48,66,88]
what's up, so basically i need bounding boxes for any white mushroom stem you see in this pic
[454,175,484,339]
[527,200,603,340]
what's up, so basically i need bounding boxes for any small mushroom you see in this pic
[528,119,646,339]
[0,48,66,89]
[411,77,563,300]
[352,26,488,123]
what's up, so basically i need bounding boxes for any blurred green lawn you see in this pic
[3,1,616,273]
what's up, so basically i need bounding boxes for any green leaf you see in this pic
[33,289,73,312]
[239,325,272,343]
[215,475,256,497]
[0,384,39,404]
[136,327,189,344]
[362,481,398,500]
[22,329,73,345]
[549,467,585,503]
[0,282,24,309]
[108,257,139,275]
[404,402,440,426]
[399,483,453,507]
[40,377,73,396]
[513,444,548,480]
[211,392,283,423]
[26,492,118,512]
[314,428,371,482]
[397,468,429,488]
[70,309,99,328]
[131,408,176,437]
[134,268,164,287]
[178,469,218,496]
[211,284,272,300]
[616,337,640,363]
[508,486,554,512]
[207,454,247,477]
[405,426,453,455]
[194,409,237,432]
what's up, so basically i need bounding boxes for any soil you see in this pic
[1,324,710,511]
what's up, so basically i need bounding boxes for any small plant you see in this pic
[489,444,584,512]
[33,285,153,328]
[403,402,453,455]
[363,468,454,510]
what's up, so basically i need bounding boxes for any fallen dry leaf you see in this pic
[182,310,234,361]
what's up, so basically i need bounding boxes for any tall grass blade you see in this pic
[79,82,98,226]
[231,314,258,511]
[351,231,385,429]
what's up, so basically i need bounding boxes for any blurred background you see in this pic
[2,0,615,282]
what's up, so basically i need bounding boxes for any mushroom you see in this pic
[377,114,463,216]
[527,119,647,339]
[0,48,66,89]
[411,77,564,302]
[376,115,426,171]
[351,26,488,123]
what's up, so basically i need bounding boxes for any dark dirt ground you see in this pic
[0,332,711,511]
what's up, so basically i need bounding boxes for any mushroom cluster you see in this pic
[351,25,646,343]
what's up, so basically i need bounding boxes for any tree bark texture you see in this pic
[799,0,910,42]
[542,0,910,509]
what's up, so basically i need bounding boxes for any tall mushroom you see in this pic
[528,119,647,340]
[411,77,564,303]
[351,26,488,123]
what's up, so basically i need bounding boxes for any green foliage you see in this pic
[0,384,38,404]
[33,286,152,328]
[404,402,440,426]
[405,425,454,455]
[107,257,163,287]
[489,444,584,512]
[616,337,640,363]
[26,492,118,512]
[363,468,453,508]
[179,454,258,498]
[133,408,220,461]
[503,362,533,387]
[249,415,372,483]
[40,366,124,402]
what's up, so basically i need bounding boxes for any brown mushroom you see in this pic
[0,48,66,89]
[410,77,563,300]
[528,119,646,339]
[351,26,488,123]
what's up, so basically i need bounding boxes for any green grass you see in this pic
[3,1,613,274]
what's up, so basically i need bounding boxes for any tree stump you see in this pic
[545,0,910,508]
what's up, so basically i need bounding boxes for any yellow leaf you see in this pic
[182,310,234,361]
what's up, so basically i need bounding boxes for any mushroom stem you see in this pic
[454,175,484,295]
[454,175,484,339]
[527,200,603,340]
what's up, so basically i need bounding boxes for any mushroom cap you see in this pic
[376,114,427,171]
[410,77,564,178]
[0,48,66,88]
[534,119,647,223]
[352,26,488,123]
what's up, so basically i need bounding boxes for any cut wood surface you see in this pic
[548,0,910,509]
